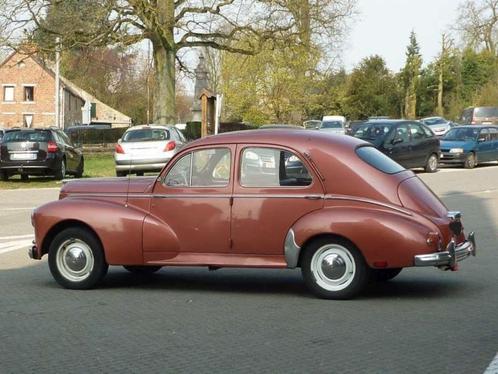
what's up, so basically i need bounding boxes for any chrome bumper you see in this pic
[414,232,476,268]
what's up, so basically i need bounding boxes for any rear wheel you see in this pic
[116,170,127,177]
[424,153,438,173]
[20,174,29,181]
[123,265,162,274]
[55,159,66,180]
[464,153,476,169]
[136,171,144,176]
[301,237,369,299]
[0,171,7,181]
[48,227,108,289]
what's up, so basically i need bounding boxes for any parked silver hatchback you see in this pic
[114,125,186,177]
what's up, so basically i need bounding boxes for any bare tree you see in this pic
[456,0,498,54]
[437,33,453,116]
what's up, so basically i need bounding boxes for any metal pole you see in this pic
[55,37,61,129]
[146,40,151,126]
[214,94,223,135]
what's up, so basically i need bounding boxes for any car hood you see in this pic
[440,139,475,150]
[60,177,157,197]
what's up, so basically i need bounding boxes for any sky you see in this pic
[342,0,462,72]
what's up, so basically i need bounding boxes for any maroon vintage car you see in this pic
[29,130,476,299]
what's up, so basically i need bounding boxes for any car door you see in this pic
[56,130,80,172]
[383,124,412,168]
[476,128,492,162]
[231,145,324,257]
[147,145,234,260]
[489,127,498,161]
[409,122,436,168]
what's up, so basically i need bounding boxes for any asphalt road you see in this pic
[0,166,497,373]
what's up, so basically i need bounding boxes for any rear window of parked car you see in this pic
[2,130,51,143]
[356,146,405,174]
[122,128,170,142]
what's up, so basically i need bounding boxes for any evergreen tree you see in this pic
[403,31,422,119]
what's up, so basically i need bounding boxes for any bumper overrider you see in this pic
[414,232,476,268]
[414,210,476,270]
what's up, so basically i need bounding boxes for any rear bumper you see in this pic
[115,162,168,172]
[0,158,59,173]
[414,232,476,268]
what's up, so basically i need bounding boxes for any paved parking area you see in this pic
[0,166,497,373]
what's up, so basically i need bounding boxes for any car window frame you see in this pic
[237,145,315,189]
[161,146,233,189]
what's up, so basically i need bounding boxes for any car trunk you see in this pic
[120,140,168,156]
[397,176,454,244]
[1,141,49,162]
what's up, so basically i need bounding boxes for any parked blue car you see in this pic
[440,125,498,168]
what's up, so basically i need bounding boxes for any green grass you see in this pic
[0,153,115,190]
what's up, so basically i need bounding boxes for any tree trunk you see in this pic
[152,41,176,124]
[437,62,444,116]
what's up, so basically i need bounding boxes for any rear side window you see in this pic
[240,147,312,187]
[2,130,50,143]
[122,128,170,142]
[356,146,405,174]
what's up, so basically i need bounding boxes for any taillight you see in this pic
[47,141,58,153]
[164,141,176,152]
[115,143,125,154]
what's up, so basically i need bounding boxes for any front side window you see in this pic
[240,147,312,187]
[164,148,231,188]
[394,124,410,143]
[3,86,14,102]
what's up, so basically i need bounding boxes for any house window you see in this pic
[24,86,34,102]
[23,114,34,128]
[3,86,14,102]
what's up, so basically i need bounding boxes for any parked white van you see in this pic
[319,115,346,134]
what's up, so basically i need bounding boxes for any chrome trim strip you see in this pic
[284,228,301,268]
[324,194,412,216]
[232,194,323,199]
[68,193,323,200]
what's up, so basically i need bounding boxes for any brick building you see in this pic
[0,50,131,129]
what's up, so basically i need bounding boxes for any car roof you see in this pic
[126,125,173,131]
[450,124,496,129]
[362,120,414,125]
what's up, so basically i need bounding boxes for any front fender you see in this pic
[34,198,146,265]
[292,206,440,268]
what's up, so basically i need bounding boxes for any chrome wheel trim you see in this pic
[467,154,475,168]
[310,244,356,291]
[56,239,94,282]
[428,154,437,171]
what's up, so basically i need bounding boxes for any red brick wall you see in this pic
[0,52,82,129]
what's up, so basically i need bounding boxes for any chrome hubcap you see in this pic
[311,244,356,291]
[429,155,437,170]
[56,239,94,282]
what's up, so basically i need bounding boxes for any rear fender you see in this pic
[292,206,440,268]
[34,199,145,265]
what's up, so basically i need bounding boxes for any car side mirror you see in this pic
[391,138,403,145]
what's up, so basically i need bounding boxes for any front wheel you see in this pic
[301,238,369,299]
[116,170,127,177]
[74,157,84,178]
[464,153,476,169]
[425,153,438,173]
[48,227,108,289]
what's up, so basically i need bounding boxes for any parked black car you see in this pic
[353,120,440,172]
[0,128,84,181]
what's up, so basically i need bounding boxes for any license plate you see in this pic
[10,153,37,160]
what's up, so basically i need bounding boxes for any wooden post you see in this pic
[201,94,208,138]
[200,89,217,137]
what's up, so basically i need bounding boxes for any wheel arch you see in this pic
[41,219,104,259]
[297,233,361,267]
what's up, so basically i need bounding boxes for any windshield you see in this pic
[353,123,391,141]
[423,118,446,126]
[443,127,479,141]
[321,121,343,129]
[122,128,170,142]
[2,130,50,143]
[474,107,498,118]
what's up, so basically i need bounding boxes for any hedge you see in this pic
[183,121,258,140]
[65,127,128,145]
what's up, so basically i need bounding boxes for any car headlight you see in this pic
[449,148,464,154]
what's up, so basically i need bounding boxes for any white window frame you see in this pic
[3,85,15,102]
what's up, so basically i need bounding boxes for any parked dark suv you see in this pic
[353,120,440,172]
[0,128,84,181]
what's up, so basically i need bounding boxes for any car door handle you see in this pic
[304,195,322,200]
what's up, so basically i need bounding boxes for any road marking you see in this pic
[484,352,498,374]
[0,234,34,240]
[0,239,33,255]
